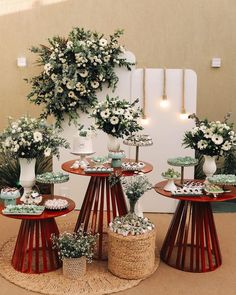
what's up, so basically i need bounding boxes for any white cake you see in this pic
[72,133,94,154]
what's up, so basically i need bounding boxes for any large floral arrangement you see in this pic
[183,113,236,157]
[26,28,133,127]
[91,95,143,138]
[0,116,69,159]
[51,229,98,262]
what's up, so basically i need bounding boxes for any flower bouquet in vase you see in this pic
[91,95,143,152]
[183,113,236,179]
[0,116,69,201]
[51,228,98,280]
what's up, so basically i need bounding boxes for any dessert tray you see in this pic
[204,184,224,196]
[36,172,69,184]
[171,182,204,196]
[0,187,20,199]
[207,174,236,186]
[121,162,145,171]
[167,156,198,167]
[91,156,109,165]
[123,134,153,146]
[2,204,45,215]
[44,199,69,210]
[84,166,113,173]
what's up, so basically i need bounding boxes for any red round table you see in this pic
[155,180,236,273]
[62,158,153,259]
[0,196,75,274]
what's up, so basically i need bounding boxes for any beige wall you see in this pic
[0,0,236,129]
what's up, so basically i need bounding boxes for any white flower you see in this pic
[68,91,75,98]
[229,130,235,136]
[66,41,73,49]
[44,63,52,74]
[4,137,12,147]
[51,74,57,81]
[57,86,63,93]
[110,116,119,125]
[197,140,208,150]
[91,81,99,89]
[101,109,110,118]
[79,70,88,78]
[124,112,133,120]
[212,134,223,145]
[103,55,110,62]
[66,81,75,90]
[221,141,232,151]
[33,131,43,142]
[44,147,51,157]
[99,38,108,46]
[200,125,207,132]
[114,108,124,115]
[204,129,213,139]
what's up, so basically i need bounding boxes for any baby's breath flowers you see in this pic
[26,28,133,127]
[51,229,98,263]
[0,115,69,159]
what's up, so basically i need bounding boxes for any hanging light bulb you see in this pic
[160,68,170,108]
[179,69,188,120]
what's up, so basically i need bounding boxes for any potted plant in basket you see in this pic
[0,115,69,201]
[51,229,98,279]
[107,175,157,280]
[91,95,143,151]
[183,113,236,178]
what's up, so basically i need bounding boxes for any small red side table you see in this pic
[155,180,236,272]
[0,196,75,274]
[62,158,153,259]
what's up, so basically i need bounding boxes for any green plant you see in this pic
[51,229,98,263]
[0,115,69,159]
[26,28,133,127]
[91,95,143,138]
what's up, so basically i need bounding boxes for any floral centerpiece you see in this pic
[26,28,133,127]
[0,115,69,200]
[92,96,142,138]
[183,113,236,178]
[183,113,236,157]
[51,229,98,278]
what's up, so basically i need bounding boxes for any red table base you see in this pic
[74,176,128,259]
[161,200,222,272]
[12,218,61,273]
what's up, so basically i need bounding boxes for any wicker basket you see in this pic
[108,229,156,279]
[63,256,86,279]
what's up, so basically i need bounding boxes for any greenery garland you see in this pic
[26,28,134,128]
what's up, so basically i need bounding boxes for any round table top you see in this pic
[154,180,236,203]
[62,158,153,177]
[0,195,75,220]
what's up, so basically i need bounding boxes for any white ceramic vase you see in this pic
[202,155,217,179]
[107,134,120,152]
[163,179,177,192]
[19,158,36,202]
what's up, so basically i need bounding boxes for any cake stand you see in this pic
[70,152,95,169]
[36,172,70,195]
[123,135,153,162]
[108,151,125,168]
[167,157,198,186]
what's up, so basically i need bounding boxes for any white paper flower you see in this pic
[101,109,110,118]
[68,91,75,98]
[99,38,108,46]
[110,116,119,125]
[124,112,133,120]
[44,147,51,157]
[33,131,43,142]
[204,129,213,139]
[222,141,231,151]
[103,55,110,62]
[212,134,223,145]
[114,108,124,115]
[57,86,63,93]
[197,140,208,150]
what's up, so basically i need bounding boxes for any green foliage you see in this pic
[26,28,134,128]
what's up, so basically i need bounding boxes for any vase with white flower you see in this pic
[0,116,69,201]
[91,95,143,151]
[26,28,134,128]
[183,113,236,179]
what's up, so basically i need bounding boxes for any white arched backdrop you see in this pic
[53,52,197,213]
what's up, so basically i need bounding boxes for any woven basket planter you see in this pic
[108,229,156,279]
[63,256,86,279]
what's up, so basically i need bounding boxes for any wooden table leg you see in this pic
[74,176,128,259]
[161,200,222,272]
[12,218,61,273]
